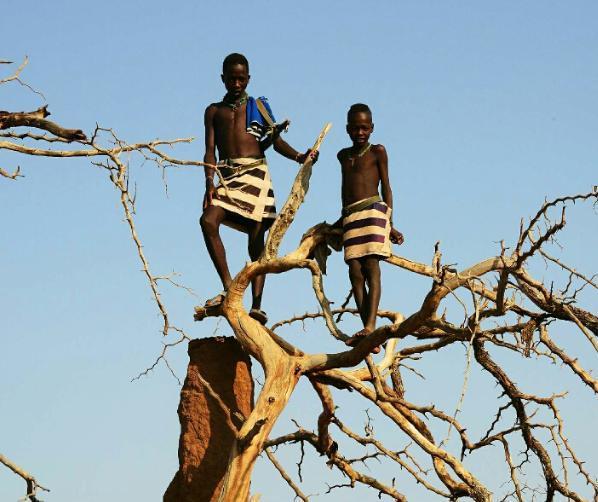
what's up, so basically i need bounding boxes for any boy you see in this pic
[200,53,316,324]
[337,103,404,351]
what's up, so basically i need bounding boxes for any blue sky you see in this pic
[2,1,597,501]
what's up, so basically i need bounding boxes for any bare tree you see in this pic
[3,59,596,501]
[2,56,209,501]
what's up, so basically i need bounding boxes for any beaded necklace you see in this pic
[349,142,372,166]
[222,92,248,111]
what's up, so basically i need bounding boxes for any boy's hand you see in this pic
[390,227,404,245]
[296,149,319,165]
[274,119,290,137]
[203,184,217,209]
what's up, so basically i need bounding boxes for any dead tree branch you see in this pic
[0,454,49,502]
[265,449,309,501]
[0,165,22,180]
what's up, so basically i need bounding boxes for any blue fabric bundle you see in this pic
[246,96,276,138]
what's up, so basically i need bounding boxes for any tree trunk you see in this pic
[164,337,254,502]
[219,356,298,501]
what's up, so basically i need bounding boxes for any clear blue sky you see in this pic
[2,1,597,501]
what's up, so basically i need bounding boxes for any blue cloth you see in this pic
[246,96,276,138]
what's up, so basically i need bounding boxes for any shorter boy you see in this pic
[337,104,404,351]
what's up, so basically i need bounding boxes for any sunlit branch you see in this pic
[0,165,22,180]
[0,454,49,502]
[0,56,45,98]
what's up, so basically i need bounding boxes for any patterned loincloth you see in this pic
[343,195,392,262]
[212,157,276,229]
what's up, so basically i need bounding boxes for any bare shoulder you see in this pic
[372,144,388,163]
[371,144,387,156]
[337,147,350,161]
[205,102,218,115]
[204,103,220,126]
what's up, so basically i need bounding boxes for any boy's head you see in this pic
[221,53,250,97]
[346,103,374,145]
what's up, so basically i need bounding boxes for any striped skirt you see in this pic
[212,158,276,228]
[343,197,392,262]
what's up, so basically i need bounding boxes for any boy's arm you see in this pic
[376,145,392,210]
[332,150,345,228]
[203,105,217,209]
[376,144,404,245]
[273,135,319,165]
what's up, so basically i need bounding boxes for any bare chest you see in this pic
[341,153,379,182]
[213,105,246,133]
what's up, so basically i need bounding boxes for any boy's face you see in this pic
[346,112,374,146]
[221,64,250,98]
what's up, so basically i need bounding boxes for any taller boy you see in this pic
[200,53,316,324]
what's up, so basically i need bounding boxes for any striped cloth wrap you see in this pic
[212,157,276,229]
[342,195,392,262]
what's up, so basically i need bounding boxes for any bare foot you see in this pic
[344,328,381,354]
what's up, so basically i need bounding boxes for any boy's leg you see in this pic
[200,205,233,295]
[362,257,382,332]
[247,220,267,311]
[348,259,368,326]
[346,258,380,353]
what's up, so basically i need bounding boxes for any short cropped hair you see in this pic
[347,103,372,121]
[223,53,249,73]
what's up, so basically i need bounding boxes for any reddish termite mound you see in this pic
[164,337,254,502]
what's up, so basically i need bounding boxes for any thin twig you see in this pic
[265,449,309,501]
